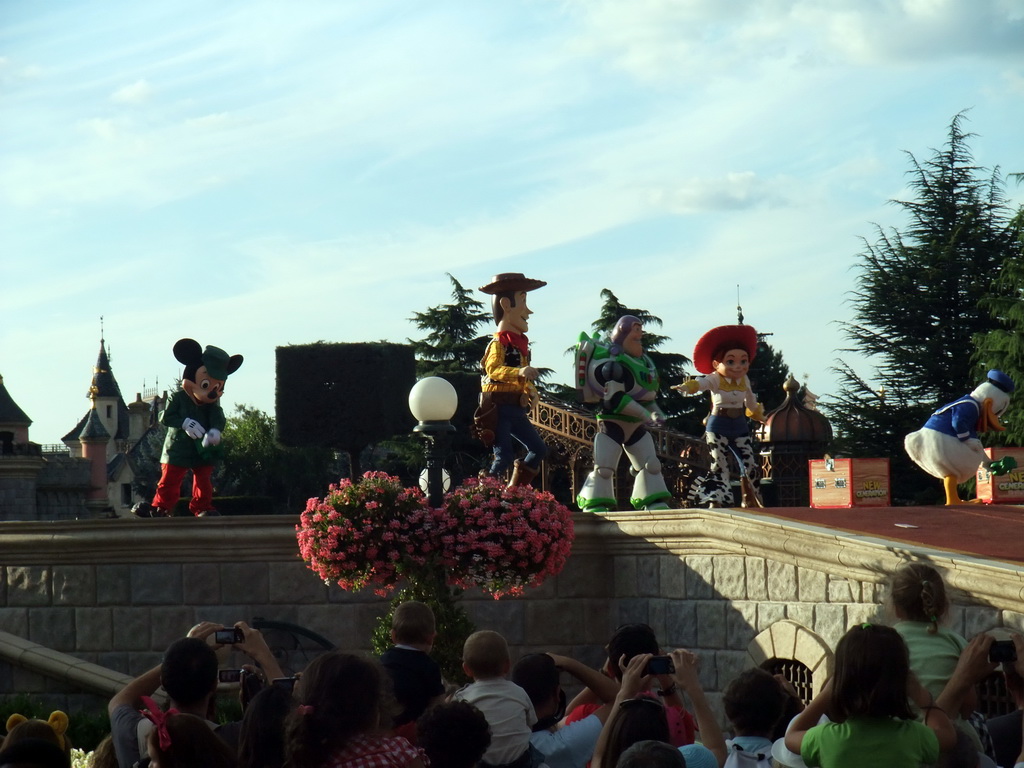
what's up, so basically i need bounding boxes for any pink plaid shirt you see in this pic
[324,734,426,768]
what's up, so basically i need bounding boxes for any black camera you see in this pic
[989,640,1017,663]
[646,656,675,675]
[214,627,244,645]
[218,668,243,684]
[272,676,299,693]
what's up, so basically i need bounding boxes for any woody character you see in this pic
[474,273,549,487]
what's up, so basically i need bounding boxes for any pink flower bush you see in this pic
[296,472,432,597]
[433,476,575,599]
[296,473,575,600]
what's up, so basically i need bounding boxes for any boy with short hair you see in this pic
[722,668,788,760]
[453,630,538,768]
[380,601,446,728]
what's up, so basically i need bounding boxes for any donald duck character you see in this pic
[904,369,1015,505]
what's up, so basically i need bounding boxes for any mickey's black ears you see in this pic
[172,338,204,366]
[226,355,244,375]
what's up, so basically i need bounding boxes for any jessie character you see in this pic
[133,338,243,518]
[474,272,549,487]
[673,324,766,508]
[904,369,1015,504]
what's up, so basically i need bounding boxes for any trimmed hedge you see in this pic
[275,342,416,451]
[171,495,278,516]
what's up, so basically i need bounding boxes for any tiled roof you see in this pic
[0,374,32,425]
[90,342,121,399]
[66,339,132,443]
[79,407,110,440]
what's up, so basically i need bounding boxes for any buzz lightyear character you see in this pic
[576,315,673,512]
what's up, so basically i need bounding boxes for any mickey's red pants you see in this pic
[152,463,215,516]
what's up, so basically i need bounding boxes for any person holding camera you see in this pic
[108,621,283,768]
[936,631,1024,768]
[988,634,1024,768]
[563,624,697,748]
[589,650,723,768]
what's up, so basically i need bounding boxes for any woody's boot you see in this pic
[509,459,539,488]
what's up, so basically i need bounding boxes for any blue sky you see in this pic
[3,0,1023,444]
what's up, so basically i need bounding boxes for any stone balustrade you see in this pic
[2,510,1022,720]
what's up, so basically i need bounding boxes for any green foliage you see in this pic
[975,200,1024,444]
[408,273,491,376]
[219,404,337,511]
[751,337,791,413]
[0,694,109,752]
[130,425,166,500]
[828,113,1019,502]
[370,579,474,687]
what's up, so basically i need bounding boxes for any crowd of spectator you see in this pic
[2,564,1023,768]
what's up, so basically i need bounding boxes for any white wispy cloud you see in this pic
[110,78,154,103]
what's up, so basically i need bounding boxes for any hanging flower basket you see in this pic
[433,476,575,599]
[296,472,433,596]
[297,473,575,600]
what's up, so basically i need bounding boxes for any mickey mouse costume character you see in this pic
[673,324,766,508]
[133,339,243,518]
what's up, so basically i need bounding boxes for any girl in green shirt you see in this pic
[784,624,955,768]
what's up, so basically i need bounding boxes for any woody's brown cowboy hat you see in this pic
[692,324,758,374]
[479,273,547,295]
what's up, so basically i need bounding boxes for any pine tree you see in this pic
[751,336,791,413]
[407,273,490,376]
[828,113,1019,502]
[400,274,493,480]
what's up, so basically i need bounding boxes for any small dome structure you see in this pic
[756,375,833,507]
[758,376,832,445]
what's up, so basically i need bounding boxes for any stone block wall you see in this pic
[0,455,42,520]
[1,510,1022,725]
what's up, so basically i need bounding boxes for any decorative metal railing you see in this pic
[530,394,710,508]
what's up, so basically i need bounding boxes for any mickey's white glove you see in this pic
[202,428,221,447]
[182,418,206,439]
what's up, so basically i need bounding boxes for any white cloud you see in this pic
[111,77,154,103]
[562,0,1024,83]
[81,118,118,140]
[648,172,791,214]
[110,78,154,103]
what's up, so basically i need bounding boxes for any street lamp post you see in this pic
[409,377,458,507]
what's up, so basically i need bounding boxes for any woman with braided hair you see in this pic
[889,563,984,751]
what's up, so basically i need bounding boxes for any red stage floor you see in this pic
[752,504,1024,565]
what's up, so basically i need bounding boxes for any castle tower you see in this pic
[63,337,131,460]
[127,393,151,443]
[0,372,44,520]
[0,372,32,449]
[79,397,112,514]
